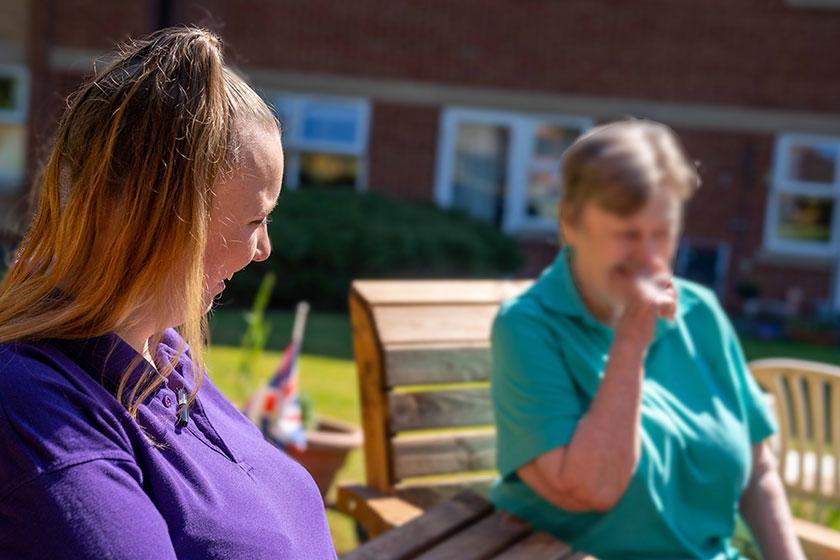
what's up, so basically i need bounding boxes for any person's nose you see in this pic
[252,229,272,263]
[639,236,666,273]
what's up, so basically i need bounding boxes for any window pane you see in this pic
[0,124,25,176]
[452,122,509,226]
[526,125,579,220]
[0,76,14,111]
[675,240,727,295]
[777,194,834,243]
[299,101,361,146]
[786,142,837,185]
[299,152,359,188]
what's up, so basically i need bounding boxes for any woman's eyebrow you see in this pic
[259,203,277,217]
[256,199,278,216]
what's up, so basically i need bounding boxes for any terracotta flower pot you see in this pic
[287,417,363,499]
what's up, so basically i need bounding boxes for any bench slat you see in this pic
[395,475,497,509]
[390,387,493,432]
[392,430,496,479]
[491,531,573,560]
[415,510,531,560]
[372,304,499,345]
[385,344,491,386]
[353,280,532,306]
[342,491,494,560]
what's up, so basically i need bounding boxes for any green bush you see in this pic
[220,188,523,310]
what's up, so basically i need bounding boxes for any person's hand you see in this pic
[613,260,677,348]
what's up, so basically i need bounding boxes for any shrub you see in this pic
[220,188,523,310]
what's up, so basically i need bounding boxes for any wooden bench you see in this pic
[337,280,840,559]
[342,491,592,560]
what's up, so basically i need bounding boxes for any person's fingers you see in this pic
[654,286,678,320]
[635,274,670,302]
[657,298,677,320]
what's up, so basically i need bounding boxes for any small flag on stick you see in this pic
[243,301,309,451]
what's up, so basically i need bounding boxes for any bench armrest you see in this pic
[793,518,840,560]
[336,484,424,539]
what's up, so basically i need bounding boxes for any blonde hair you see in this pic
[0,27,277,420]
[560,119,700,223]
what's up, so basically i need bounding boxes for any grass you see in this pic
[741,338,840,365]
[206,309,840,553]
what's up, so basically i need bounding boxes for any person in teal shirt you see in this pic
[490,120,804,559]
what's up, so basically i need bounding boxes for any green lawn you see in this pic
[206,309,840,553]
[741,338,840,365]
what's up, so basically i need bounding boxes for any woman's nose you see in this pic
[253,230,272,263]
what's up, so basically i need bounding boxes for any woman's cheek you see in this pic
[238,234,259,268]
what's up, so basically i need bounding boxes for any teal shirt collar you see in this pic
[532,247,700,336]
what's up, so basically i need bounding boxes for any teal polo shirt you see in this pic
[490,248,776,559]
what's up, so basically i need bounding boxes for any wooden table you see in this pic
[342,491,595,560]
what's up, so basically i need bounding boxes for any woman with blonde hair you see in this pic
[0,27,336,559]
[491,120,803,558]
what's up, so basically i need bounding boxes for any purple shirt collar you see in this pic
[47,328,193,400]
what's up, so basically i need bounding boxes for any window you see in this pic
[267,93,370,190]
[675,238,730,298]
[0,64,28,192]
[435,108,592,233]
[764,134,840,258]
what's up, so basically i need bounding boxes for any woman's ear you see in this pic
[558,202,578,250]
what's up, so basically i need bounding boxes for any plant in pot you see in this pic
[287,393,362,500]
[239,273,361,499]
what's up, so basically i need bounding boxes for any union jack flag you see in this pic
[243,302,309,452]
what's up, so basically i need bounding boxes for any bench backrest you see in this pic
[349,279,531,508]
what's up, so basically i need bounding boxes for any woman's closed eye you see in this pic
[252,216,272,226]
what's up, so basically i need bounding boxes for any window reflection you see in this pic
[452,123,510,226]
[777,194,834,242]
[526,125,578,220]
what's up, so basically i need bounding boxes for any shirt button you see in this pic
[163,395,173,408]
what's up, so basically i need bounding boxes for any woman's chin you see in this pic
[202,285,225,313]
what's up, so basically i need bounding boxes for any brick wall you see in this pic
[49,1,156,49]
[173,0,840,112]
[11,0,840,306]
[367,101,439,200]
[0,0,28,51]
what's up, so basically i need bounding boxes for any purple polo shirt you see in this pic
[0,328,337,559]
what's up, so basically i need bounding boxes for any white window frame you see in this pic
[434,107,592,234]
[0,64,29,192]
[763,133,840,259]
[266,91,370,191]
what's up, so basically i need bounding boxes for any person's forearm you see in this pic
[559,334,646,508]
[741,449,805,560]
